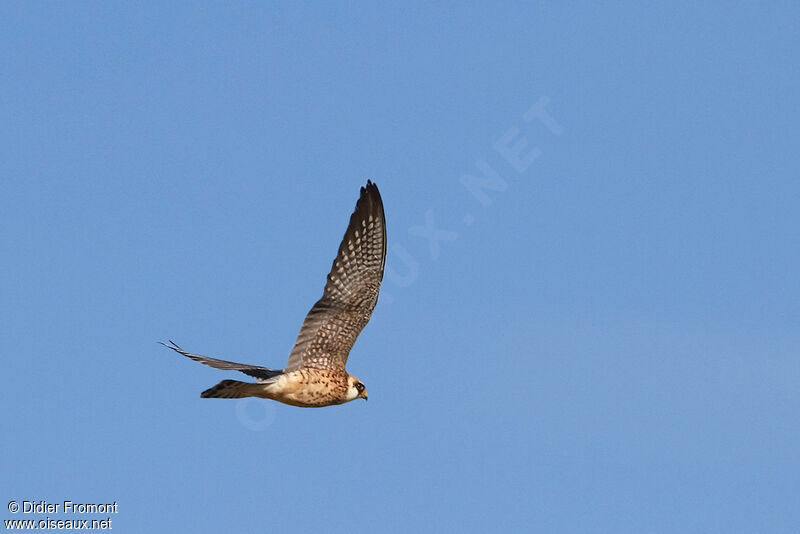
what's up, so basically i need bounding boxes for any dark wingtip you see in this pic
[160,340,185,354]
[360,180,381,204]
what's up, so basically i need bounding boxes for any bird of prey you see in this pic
[163,181,385,407]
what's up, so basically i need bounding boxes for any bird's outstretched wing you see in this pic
[161,340,282,380]
[284,180,386,372]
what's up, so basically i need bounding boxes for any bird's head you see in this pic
[347,375,368,402]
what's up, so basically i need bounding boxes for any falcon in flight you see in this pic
[163,181,385,407]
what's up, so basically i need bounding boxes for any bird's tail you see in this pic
[201,379,263,399]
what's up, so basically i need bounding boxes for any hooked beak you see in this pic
[361,391,368,402]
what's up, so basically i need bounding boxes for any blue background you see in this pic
[2,3,799,532]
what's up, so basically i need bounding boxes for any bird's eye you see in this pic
[356,383,364,392]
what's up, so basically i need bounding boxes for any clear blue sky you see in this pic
[2,3,799,533]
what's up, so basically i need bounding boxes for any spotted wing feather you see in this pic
[284,180,386,372]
